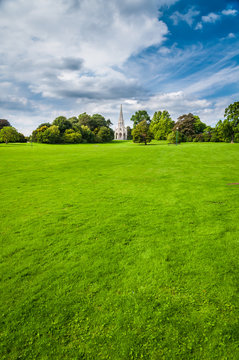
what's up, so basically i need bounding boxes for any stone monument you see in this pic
[114,104,127,140]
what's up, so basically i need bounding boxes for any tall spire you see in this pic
[114,104,127,140]
[118,104,124,127]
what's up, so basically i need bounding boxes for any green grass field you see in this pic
[0,141,239,359]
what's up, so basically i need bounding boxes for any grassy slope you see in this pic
[0,141,239,359]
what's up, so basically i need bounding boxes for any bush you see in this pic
[167,131,182,144]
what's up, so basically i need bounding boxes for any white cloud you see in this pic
[0,0,180,133]
[202,12,220,23]
[200,8,238,26]
[170,7,200,26]
[0,0,174,98]
[221,9,238,16]
[0,0,172,75]
[228,33,236,39]
[119,91,229,127]
[184,65,239,96]
[195,22,203,30]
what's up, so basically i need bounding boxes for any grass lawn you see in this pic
[0,141,239,359]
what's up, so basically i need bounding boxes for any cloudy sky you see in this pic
[0,0,239,135]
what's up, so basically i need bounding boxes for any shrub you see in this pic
[167,131,182,144]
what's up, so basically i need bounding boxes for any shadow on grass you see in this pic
[135,143,169,146]
[0,143,30,147]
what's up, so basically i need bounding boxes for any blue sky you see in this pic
[0,0,238,134]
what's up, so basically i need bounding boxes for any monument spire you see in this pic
[118,104,124,127]
[114,104,127,140]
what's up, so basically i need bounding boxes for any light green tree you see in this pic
[150,110,174,140]
[63,129,82,143]
[42,125,61,144]
[0,126,19,144]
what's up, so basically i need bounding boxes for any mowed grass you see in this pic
[0,141,239,360]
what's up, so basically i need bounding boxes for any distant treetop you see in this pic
[0,119,11,130]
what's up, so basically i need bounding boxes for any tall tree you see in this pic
[130,110,151,128]
[150,110,174,140]
[173,113,206,140]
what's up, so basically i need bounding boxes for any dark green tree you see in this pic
[52,116,72,134]
[97,126,114,142]
[173,113,206,140]
[194,116,207,134]
[132,120,153,145]
[0,119,11,130]
[17,133,27,143]
[80,125,96,143]
[126,126,132,140]
[37,122,51,129]
[106,119,113,127]
[130,110,151,128]
[78,113,93,129]
[224,101,239,142]
[91,114,108,130]
[68,116,78,125]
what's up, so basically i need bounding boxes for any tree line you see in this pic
[130,101,239,144]
[31,113,114,144]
